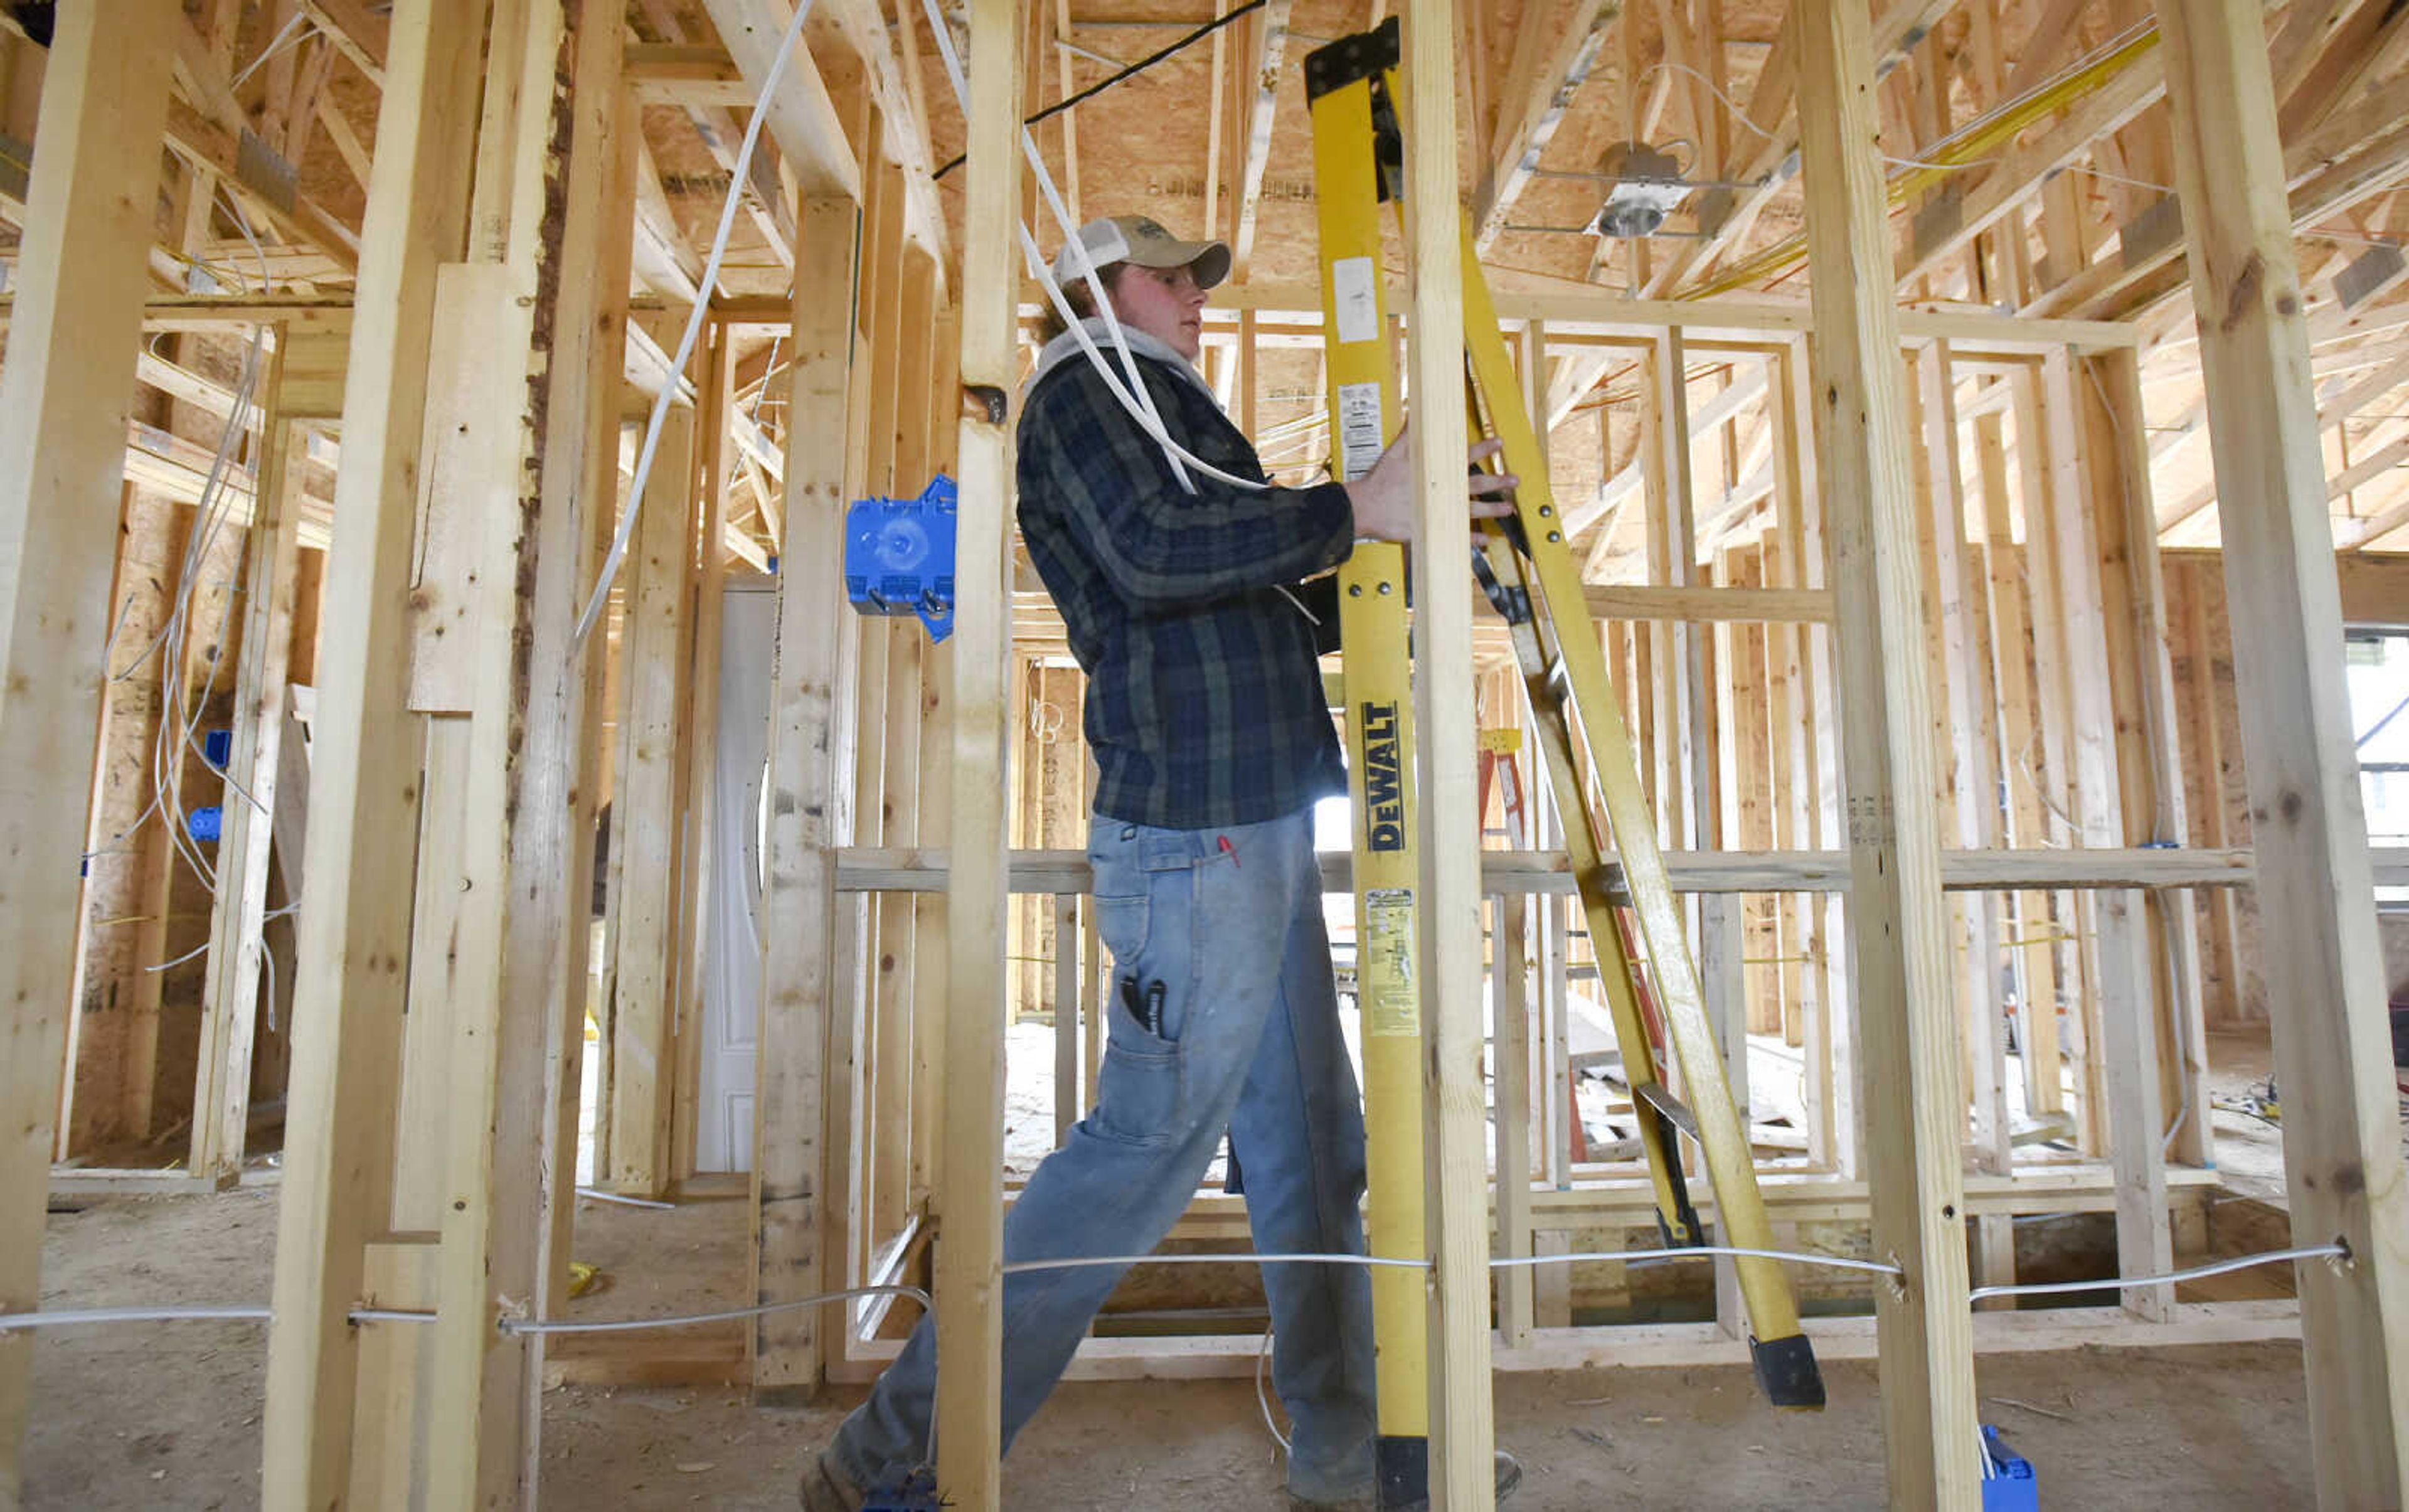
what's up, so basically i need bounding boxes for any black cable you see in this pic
[932,0,1270,181]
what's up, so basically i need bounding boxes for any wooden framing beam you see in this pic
[629,1,800,270]
[696,0,863,201]
[909,302,960,1215]
[931,1,1019,1501]
[1918,344,2012,1186]
[604,394,698,1196]
[1469,0,1621,255]
[817,0,954,285]
[2039,75,2409,324]
[1794,0,1981,1503]
[1228,0,1292,279]
[164,15,364,274]
[0,8,176,1496]
[1402,1,1496,1501]
[509,16,638,1489]
[2152,1,2409,1500]
[752,193,864,1402]
[299,0,389,87]
[259,5,485,1506]
[1895,45,2166,291]
[1646,0,1959,298]
[2087,349,2211,1174]
[831,842,2283,897]
[2061,348,2174,1315]
[187,405,306,1183]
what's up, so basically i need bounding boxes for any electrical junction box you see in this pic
[844,475,958,642]
[1590,141,1693,239]
[1979,1424,2038,1512]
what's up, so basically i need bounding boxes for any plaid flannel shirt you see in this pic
[1017,348,1356,829]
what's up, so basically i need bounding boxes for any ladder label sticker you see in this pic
[1361,886,1418,1036]
[1359,700,1405,848]
[1337,381,1384,481]
[1331,255,1380,346]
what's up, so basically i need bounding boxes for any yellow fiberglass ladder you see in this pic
[1306,27,1825,1501]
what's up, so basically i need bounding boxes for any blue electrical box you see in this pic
[203,728,233,770]
[187,806,224,845]
[844,476,958,642]
[1979,1425,2038,1512]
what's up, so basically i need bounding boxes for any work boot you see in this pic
[796,1447,864,1512]
[1289,1450,1524,1510]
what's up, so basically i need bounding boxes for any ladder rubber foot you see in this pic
[1750,1331,1827,1410]
[1375,1434,1428,1508]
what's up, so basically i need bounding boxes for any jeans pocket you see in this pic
[1090,831,1194,974]
[1092,1036,1183,1146]
[1092,889,1151,966]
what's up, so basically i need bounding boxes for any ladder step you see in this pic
[1543,656,1571,707]
[1635,1082,1700,1142]
[1577,861,1630,907]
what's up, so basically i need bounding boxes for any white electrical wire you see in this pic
[1001,1251,1427,1277]
[1884,152,1997,176]
[499,1284,932,1336]
[1966,1243,2347,1302]
[575,1186,676,1210]
[231,10,316,89]
[915,0,1277,498]
[916,0,1173,466]
[8,1238,2339,1332]
[95,196,281,940]
[2065,162,2174,196]
[1255,1325,1290,1452]
[0,1286,932,1339]
[1488,1244,1908,1279]
[1639,61,1780,144]
[105,198,275,898]
[0,1305,272,1332]
[4,1223,2344,1488]
[568,0,819,652]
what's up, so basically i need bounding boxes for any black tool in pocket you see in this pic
[1117,974,1167,1038]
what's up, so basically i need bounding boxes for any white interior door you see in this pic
[694,578,777,1172]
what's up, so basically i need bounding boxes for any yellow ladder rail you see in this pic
[1304,18,1826,1429]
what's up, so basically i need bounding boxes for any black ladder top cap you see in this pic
[1303,16,1401,102]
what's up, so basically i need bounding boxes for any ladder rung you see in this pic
[1636,1082,1700,1142]
[1578,861,1630,907]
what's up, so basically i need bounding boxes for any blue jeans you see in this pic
[830,806,1378,1500]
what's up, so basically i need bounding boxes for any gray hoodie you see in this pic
[1028,315,1218,405]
